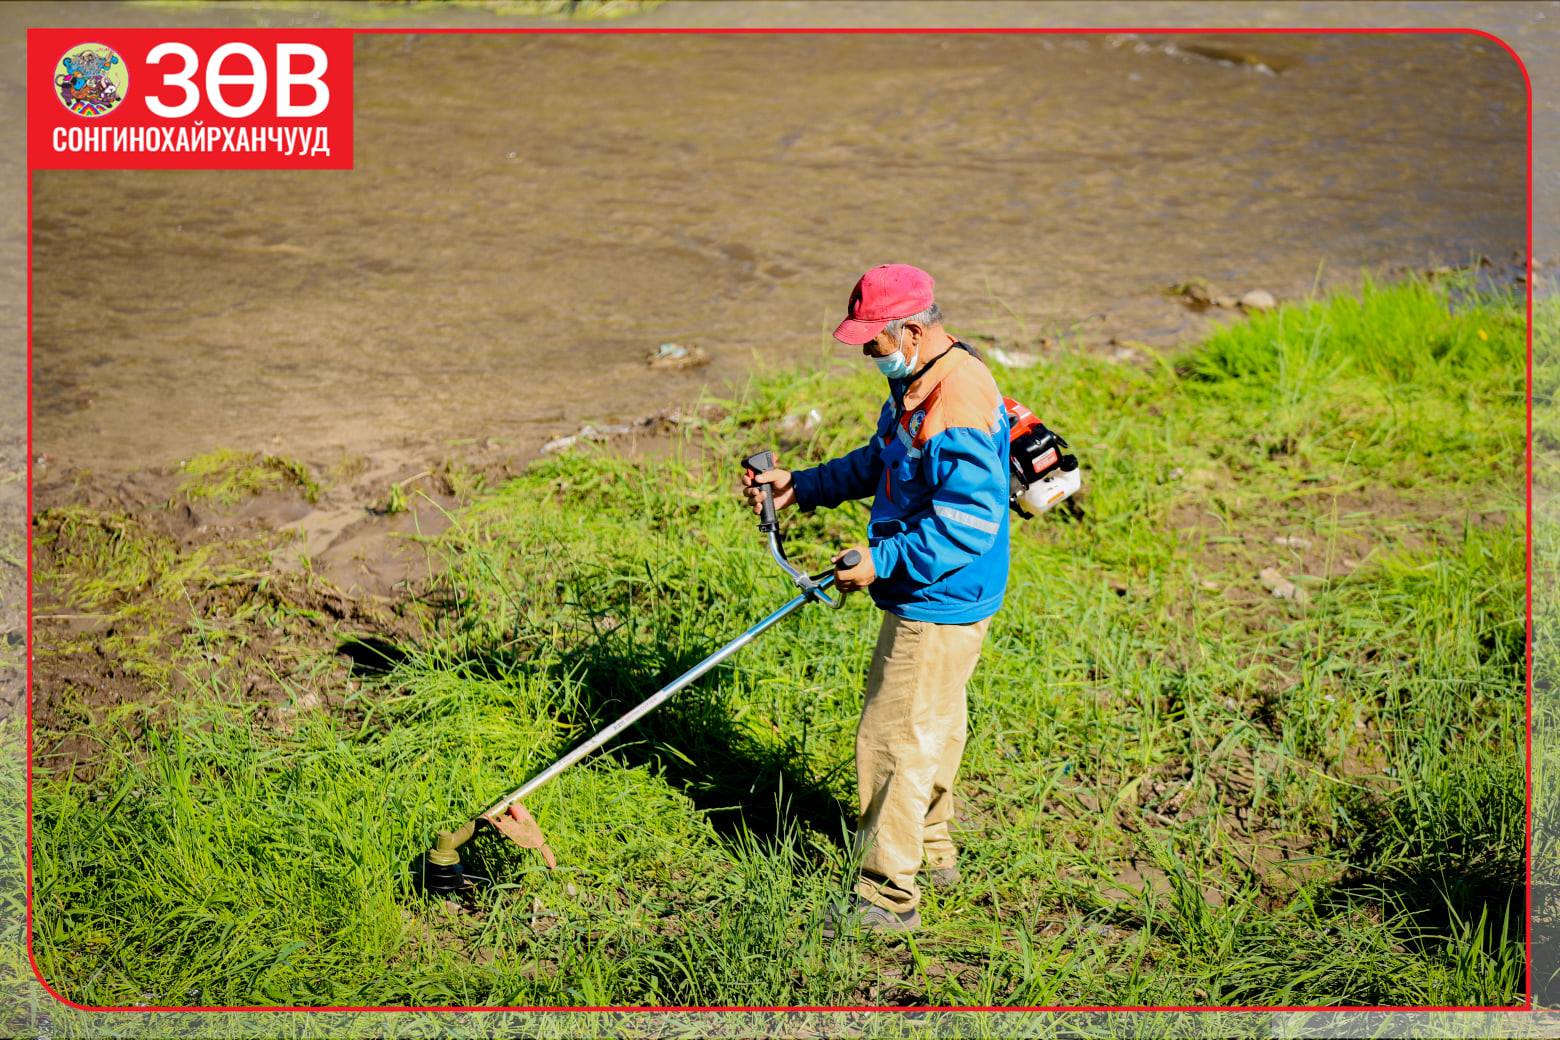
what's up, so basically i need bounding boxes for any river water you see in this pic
[12,4,1536,475]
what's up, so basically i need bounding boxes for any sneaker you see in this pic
[926,864,960,889]
[822,895,920,937]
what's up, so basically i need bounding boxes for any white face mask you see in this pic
[872,328,919,379]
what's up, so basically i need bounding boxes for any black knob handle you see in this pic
[838,549,862,569]
[743,451,777,529]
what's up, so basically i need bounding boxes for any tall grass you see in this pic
[32,276,1527,1008]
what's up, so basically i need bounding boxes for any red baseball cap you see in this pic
[832,264,936,345]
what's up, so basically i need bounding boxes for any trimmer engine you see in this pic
[1004,396,1081,518]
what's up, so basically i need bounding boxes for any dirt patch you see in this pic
[275,492,457,601]
[1014,744,1335,922]
[1164,474,1511,635]
[1100,858,1176,905]
[26,634,151,776]
[24,401,716,771]
[29,528,421,781]
[28,461,442,776]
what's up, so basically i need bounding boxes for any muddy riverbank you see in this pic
[25,21,1529,480]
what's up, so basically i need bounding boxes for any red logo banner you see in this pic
[28,28,354,170]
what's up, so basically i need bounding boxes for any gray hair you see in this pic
[884,303,943,338]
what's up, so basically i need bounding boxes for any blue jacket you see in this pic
[791,345,1010,624]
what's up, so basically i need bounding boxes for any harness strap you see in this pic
[890,340,978,410]
[890,340,979,423]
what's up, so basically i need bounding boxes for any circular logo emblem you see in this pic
[908,411,926,438]
[54,43,128,118]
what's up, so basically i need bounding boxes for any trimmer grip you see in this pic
[838,550,862,570]
[743,451,778,529]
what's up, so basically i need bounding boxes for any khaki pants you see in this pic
[853,611,991,913]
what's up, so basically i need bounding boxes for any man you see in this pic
[741,264,1010,934]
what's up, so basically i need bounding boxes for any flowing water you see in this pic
[14,4,1536,474]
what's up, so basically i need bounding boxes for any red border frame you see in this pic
[21,23,1537,1016]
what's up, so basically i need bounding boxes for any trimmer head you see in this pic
[410,849,489,897]
[410,804,554,900]
[410,821,491,898]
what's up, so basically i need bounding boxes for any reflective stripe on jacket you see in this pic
[791,345,1010,623]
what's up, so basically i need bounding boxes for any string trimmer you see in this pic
[412,451,857,896]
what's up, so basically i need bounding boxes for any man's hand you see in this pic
[833,545,876,591]
[742,452,797,515]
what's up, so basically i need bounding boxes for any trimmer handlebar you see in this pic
[742,450,780,531]
[743,450,856,609]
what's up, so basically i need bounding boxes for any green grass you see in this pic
[30,275,1532,1008]
[177,449,320,506]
